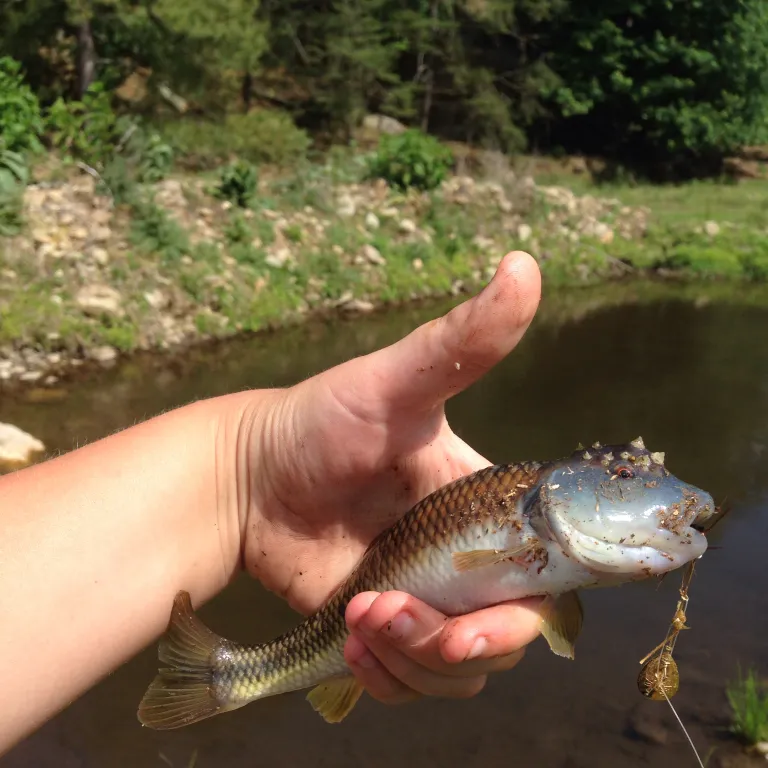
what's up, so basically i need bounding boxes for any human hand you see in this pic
[239,250,543,704]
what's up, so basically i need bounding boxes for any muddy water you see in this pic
[2,282,768,768]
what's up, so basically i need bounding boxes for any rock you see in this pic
[91,225,111,243]
[0,423,45,466]
[340,298,375,314]
[144,289,169,310]
[362,114,407,135]
[704,220,720,237]
[265,248,292,269]
[336,194,357,218]
[412,258,424,271]
[379,206,398,219]
[594,222,615,244]
[498,197,513,213]
[88,346,118,364]
[518,223,532,242]
[1,269,17,281]
[361,244,386,266]
[472,235,495,252]
[89,246,109,266]
[76,284,123,318]
[626,704,670,746]
[398,218,417,234]
[19,371,43,383]
[364,211,380,230]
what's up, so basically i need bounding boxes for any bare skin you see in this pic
[0,250,543,754]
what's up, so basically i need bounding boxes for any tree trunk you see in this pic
[241,71,253,112]
[76,19,96,98]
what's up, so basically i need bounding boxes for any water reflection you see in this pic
[2,282,768,768]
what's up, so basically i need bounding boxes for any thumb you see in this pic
[328,251,541,415]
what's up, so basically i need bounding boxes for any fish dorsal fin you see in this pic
[539,590,584,660]
[451,545,530,572]
[307,676,364,723]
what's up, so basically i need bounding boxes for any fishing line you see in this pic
[661,687,705,768]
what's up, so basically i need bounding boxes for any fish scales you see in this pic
[137,440,717,730]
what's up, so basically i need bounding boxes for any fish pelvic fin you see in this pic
[137,590,226,730]
[539,590,584,660]
[306,676,364,723]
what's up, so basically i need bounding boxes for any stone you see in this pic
[91,225,111,243]
[704,220,720,237]
[361,244,386,266]
[517,223,532,242]
[88,345,118,364]
[336,194,357,218]
[364,211,380,230]
[412,258,424,271]
[265,248,292,269]
[398,218,417,234]
[144,289,169,310]
[340,298,375,314]
[0,423,45,465]
[89,246,109,266]
[362,114,407,135]
[76,284,123,318]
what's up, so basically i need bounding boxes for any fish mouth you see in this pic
[544,511,708,576]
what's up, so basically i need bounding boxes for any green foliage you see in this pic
[216,161,259,208]
[45,82,120,168]
[368,130,453,191]
[545,0,768,173]
[159,111,310,170]
[727,666,768,746]
[129,200,190,265]
[0,147,29,235]
[0,57,44,155]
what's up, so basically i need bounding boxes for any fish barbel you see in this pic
[138,437,716,730]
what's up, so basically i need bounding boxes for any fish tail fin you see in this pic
[137,591,228,730]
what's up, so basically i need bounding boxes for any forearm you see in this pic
[0,391,259,753]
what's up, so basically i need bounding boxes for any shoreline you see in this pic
[2,155,767,392]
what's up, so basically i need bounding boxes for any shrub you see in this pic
[0,57,44,156]
[215,160,259,208]
[367,129,454,191]
[45,82,121,169]
[0,147,29,235]
[159,109,310,169]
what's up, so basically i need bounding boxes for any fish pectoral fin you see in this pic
[451,545,529,572]
[307,676,364,724]
[137,591,225,730]
[539,590,584,660]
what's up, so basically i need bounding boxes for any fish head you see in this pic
[533,437,715,578]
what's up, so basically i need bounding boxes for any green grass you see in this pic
[727,666,768,746]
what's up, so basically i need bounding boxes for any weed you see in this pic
[727,665,768,746]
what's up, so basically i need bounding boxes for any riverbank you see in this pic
[1,148,767,389]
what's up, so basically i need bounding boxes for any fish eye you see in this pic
[616,466,634,479]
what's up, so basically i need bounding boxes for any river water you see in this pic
[2,281,768,768]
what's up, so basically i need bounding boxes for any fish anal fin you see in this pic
[307,676,364,723]
[137,591,226,730]
[452,545,528,572]
[539,590,584,660]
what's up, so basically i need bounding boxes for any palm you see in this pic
[243,253,540,615]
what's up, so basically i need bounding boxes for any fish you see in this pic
[137,437,717,730]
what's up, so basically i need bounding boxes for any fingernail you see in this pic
[466,636,487,660]
[347,635,379,669]
[384,612,415,642]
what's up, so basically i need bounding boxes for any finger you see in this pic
[346,591,541,677]
[350,629,491,699]
[344,633,422,706]
[325,251,541,415]
[439,599,545,665]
